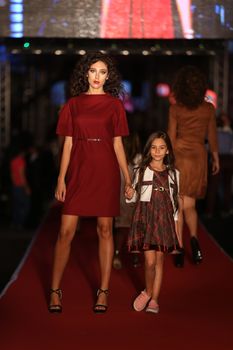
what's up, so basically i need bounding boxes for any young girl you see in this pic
[127,131,181,313]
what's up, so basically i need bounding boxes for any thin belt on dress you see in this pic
[153,186,169,192]
[77,138,102,142]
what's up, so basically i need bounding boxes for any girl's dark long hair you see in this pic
[135,131,179,212]
[70,51,123,98]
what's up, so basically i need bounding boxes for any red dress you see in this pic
[56,93,129,216]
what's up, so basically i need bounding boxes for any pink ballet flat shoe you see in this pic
[133,290,151,312]
[145,299,159,314]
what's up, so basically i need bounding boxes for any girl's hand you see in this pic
[125,184,135,200]
[55,178,66,202]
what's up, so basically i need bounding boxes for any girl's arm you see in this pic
[55,136,73,202]
[113,136,132,198]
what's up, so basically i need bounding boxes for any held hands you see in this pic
[125,183,135,200]
[55,178,66,202]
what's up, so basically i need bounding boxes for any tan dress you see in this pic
[168,101,218,199]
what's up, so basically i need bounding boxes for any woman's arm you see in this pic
[113,136,132,198]
[207,106,220,175]
[55,136,73,202]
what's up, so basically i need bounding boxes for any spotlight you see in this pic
[142,50,149,56]
[23,42,30,48]
[11,49,20,54]
[78,50,86,55]
[54,50,63,55]
[34,49,42,55]
[121,50,129,55]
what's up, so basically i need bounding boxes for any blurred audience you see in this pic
[9,143,31,230]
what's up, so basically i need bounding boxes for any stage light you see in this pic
[165,50,172,55]
[156,83,170,97]
[34,49,42,55]
[11,49,20,54]
[186,50,193,55]
[9,0,23,38]
[54,50,63,55]
[121,50,129,55]
[23,42,30,48]
[142,50,149,56]
[78,50,86,55]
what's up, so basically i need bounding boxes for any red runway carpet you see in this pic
[0,204,233,350]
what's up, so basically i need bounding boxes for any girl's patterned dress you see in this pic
[128,169,179,252]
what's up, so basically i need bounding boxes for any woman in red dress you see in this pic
[48,52,132,313]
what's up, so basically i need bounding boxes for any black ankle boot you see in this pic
[174,248,185,268]
[190,237,203,264]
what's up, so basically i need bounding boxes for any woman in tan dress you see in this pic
[168,66,219,267]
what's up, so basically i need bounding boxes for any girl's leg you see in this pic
[144,250,156,296]
[151,251,164,304]
[50,215,78,307]
[132,250,155,312]
[95,217,114,309]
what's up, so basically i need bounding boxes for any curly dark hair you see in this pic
[70,51,123,97]
[172,65,207,109]
[135,131,178,212]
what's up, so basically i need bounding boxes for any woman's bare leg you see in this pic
[183,196,202,263]
[95,217,114,308]
[183,196,198,237]
[50,215,78,306]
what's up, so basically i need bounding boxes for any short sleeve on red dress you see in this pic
[113,99,129,137]
[56,100,73,136]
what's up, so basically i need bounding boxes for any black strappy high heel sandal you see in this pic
[48,288,62,313]
[93,288,109,314]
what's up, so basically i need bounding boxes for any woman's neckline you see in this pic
[82,92,107,96]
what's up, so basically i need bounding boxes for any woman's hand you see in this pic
[55,178,66,202]
[212,157,220,175]
[125,183,135,200]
